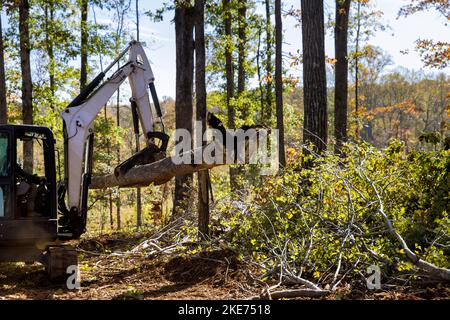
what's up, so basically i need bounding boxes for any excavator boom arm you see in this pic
[58,41,164,238]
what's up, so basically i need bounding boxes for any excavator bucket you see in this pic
[114,131,169,178]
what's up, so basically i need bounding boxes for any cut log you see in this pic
[90,143,225,189]
[250,289,329,300]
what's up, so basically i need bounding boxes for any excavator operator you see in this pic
[15,162,47,218]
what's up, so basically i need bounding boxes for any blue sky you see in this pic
[1,0,449,99]
[133,0,449,98]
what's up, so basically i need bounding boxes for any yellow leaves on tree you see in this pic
[399,1,450,69]
[365,99,423,122]
[415,39,450,69]
[399,0,450,19]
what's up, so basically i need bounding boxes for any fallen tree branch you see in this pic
[90,143,225,189]
[361,169,450,282]
[251,289,330,300]
[283,271,322,291]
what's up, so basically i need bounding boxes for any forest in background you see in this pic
[0,0,449,299]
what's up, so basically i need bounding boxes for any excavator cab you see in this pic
[0,125,58,263]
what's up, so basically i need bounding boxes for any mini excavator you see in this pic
[0,41,169,281]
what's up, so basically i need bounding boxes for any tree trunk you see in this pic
[116,82,121,230]
[265,0,273,123]
[80,0,88,91]
[301,0,328,154]
[19,0,34,172]
[237,0,246,97]
[0,11,7,124]
[232,0,248,192]
[275,0,285,167]
[223,0,234,129]
[135,0,142,229]
[135,0,140,41]
[104,107,114,229]
[135,132,142,228]
[45,1,55,111]
[334,0,351,154]
[173,3,195,218]
[195,0,209,239]
[135,170,142,228]
[354,0,361,138]
[257,22,264,119]
[116,195,121,230]
[223,0,238,191]
[109,192,114,229]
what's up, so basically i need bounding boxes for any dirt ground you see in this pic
[0,232,449,300]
